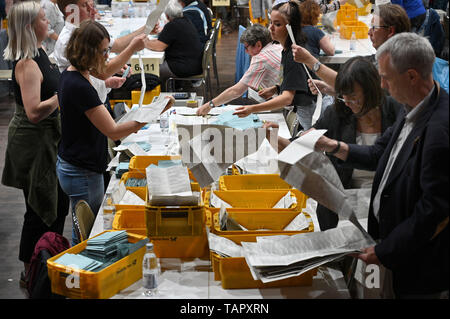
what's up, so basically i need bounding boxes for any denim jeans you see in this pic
[56,156,104,245]
[295,103,316,131]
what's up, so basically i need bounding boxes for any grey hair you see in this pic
[3,1,41,61]
[165,0,183,20]
[240,24,272,48]
[376,32,435,79]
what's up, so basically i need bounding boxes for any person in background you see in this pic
[273,0,348,14]
[54,0,150,102]
[234,0,316,133]
[411,5,445,57]
[40,0,64,55]
[265,56,402,230]
[145,0,203,91]
[2,1,69,286]
[391,0,426,30]
[316,32,448,299]
[178,0,212,47]
[291,3,411,97]
[299,0,334,58]
[196,24,282,115]
[56,20,174,245]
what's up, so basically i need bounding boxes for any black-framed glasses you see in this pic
[369,25,390,32]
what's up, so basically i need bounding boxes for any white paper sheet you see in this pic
[247,87,266,103]
[278,129,327,165]
[117,96,170,124]
[144,0,170,35]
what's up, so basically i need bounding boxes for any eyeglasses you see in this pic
[102,47,111,57]
[244,44,252,51]
[337,96,359,105]
[369,25,390,32]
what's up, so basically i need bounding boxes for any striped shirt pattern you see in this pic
[239,42,283,90]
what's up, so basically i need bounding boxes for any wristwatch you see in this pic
[312,61,322,73]
[209,100,215,108]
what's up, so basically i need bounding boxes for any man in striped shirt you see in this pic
[196,24,282,115]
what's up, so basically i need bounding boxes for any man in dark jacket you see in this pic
[316,32,449,298]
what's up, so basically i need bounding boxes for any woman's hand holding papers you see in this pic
[292,44,316,65]
[161,95,175,114]
[129,33,148,52]
[308,79,334,96]
[105,76,127,89]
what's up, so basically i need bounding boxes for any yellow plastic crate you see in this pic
[219,174,292,191]
[128,155,182,173]
[205,189,308,211]
[357,2,371,16]
[339,20,369,39]
[113,188,146,212]
[131,85,161,106]
[211,209,314,244]
[143,185,209,258]
[119,171,147,199]
[210,252,315,289]
[112,208,147,236]
[335,3,357,26]
[128,155,197,182]
[112,208,210,258]
[47,231,147,299]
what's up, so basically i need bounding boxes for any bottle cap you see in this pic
[146,242,154,249]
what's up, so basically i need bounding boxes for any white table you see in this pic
[88,110,351,299]
[319,14,376,64]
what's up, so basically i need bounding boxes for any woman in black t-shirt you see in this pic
[233,0,316,132]
[145,0,203,91]
[2,1,70,281]
[56,20,173,245]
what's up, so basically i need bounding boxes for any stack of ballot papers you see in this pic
[84,230,129,260]
[146,162,200,206]
[240,223,375,283]
[54,231,149,272]
[53,253,104,272]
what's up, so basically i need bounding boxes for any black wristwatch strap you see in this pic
[326,140,341,155]
[209,100,215,108]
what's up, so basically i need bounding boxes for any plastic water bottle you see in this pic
[128,0,135,18]
[142,242,160,296]
[349,31,356,51]
[159,111,169,133]
[102,194,115,230]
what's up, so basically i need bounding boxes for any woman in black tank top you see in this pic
[1,1,69,283]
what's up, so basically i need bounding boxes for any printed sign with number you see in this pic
[130,57,160,76]
[212,0,230,6]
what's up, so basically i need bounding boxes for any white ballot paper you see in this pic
[278,129,327,164]
[272,191,296,209]
[113,142,148,157]
[177,124,266,187]
[283,212,310,231]
[247,88,266,103]
[241,223,375,283]
[138,54,146,108]
[286,24,323,126]
[146,164,199,205]
[117,96,170,124]
[207,231,243,257]
[119,190,146,205]
[278,147,372,238]
[144,0,170,35]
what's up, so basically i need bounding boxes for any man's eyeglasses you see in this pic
[369,25,390,32]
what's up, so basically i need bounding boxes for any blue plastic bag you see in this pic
[432,57,449,94]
